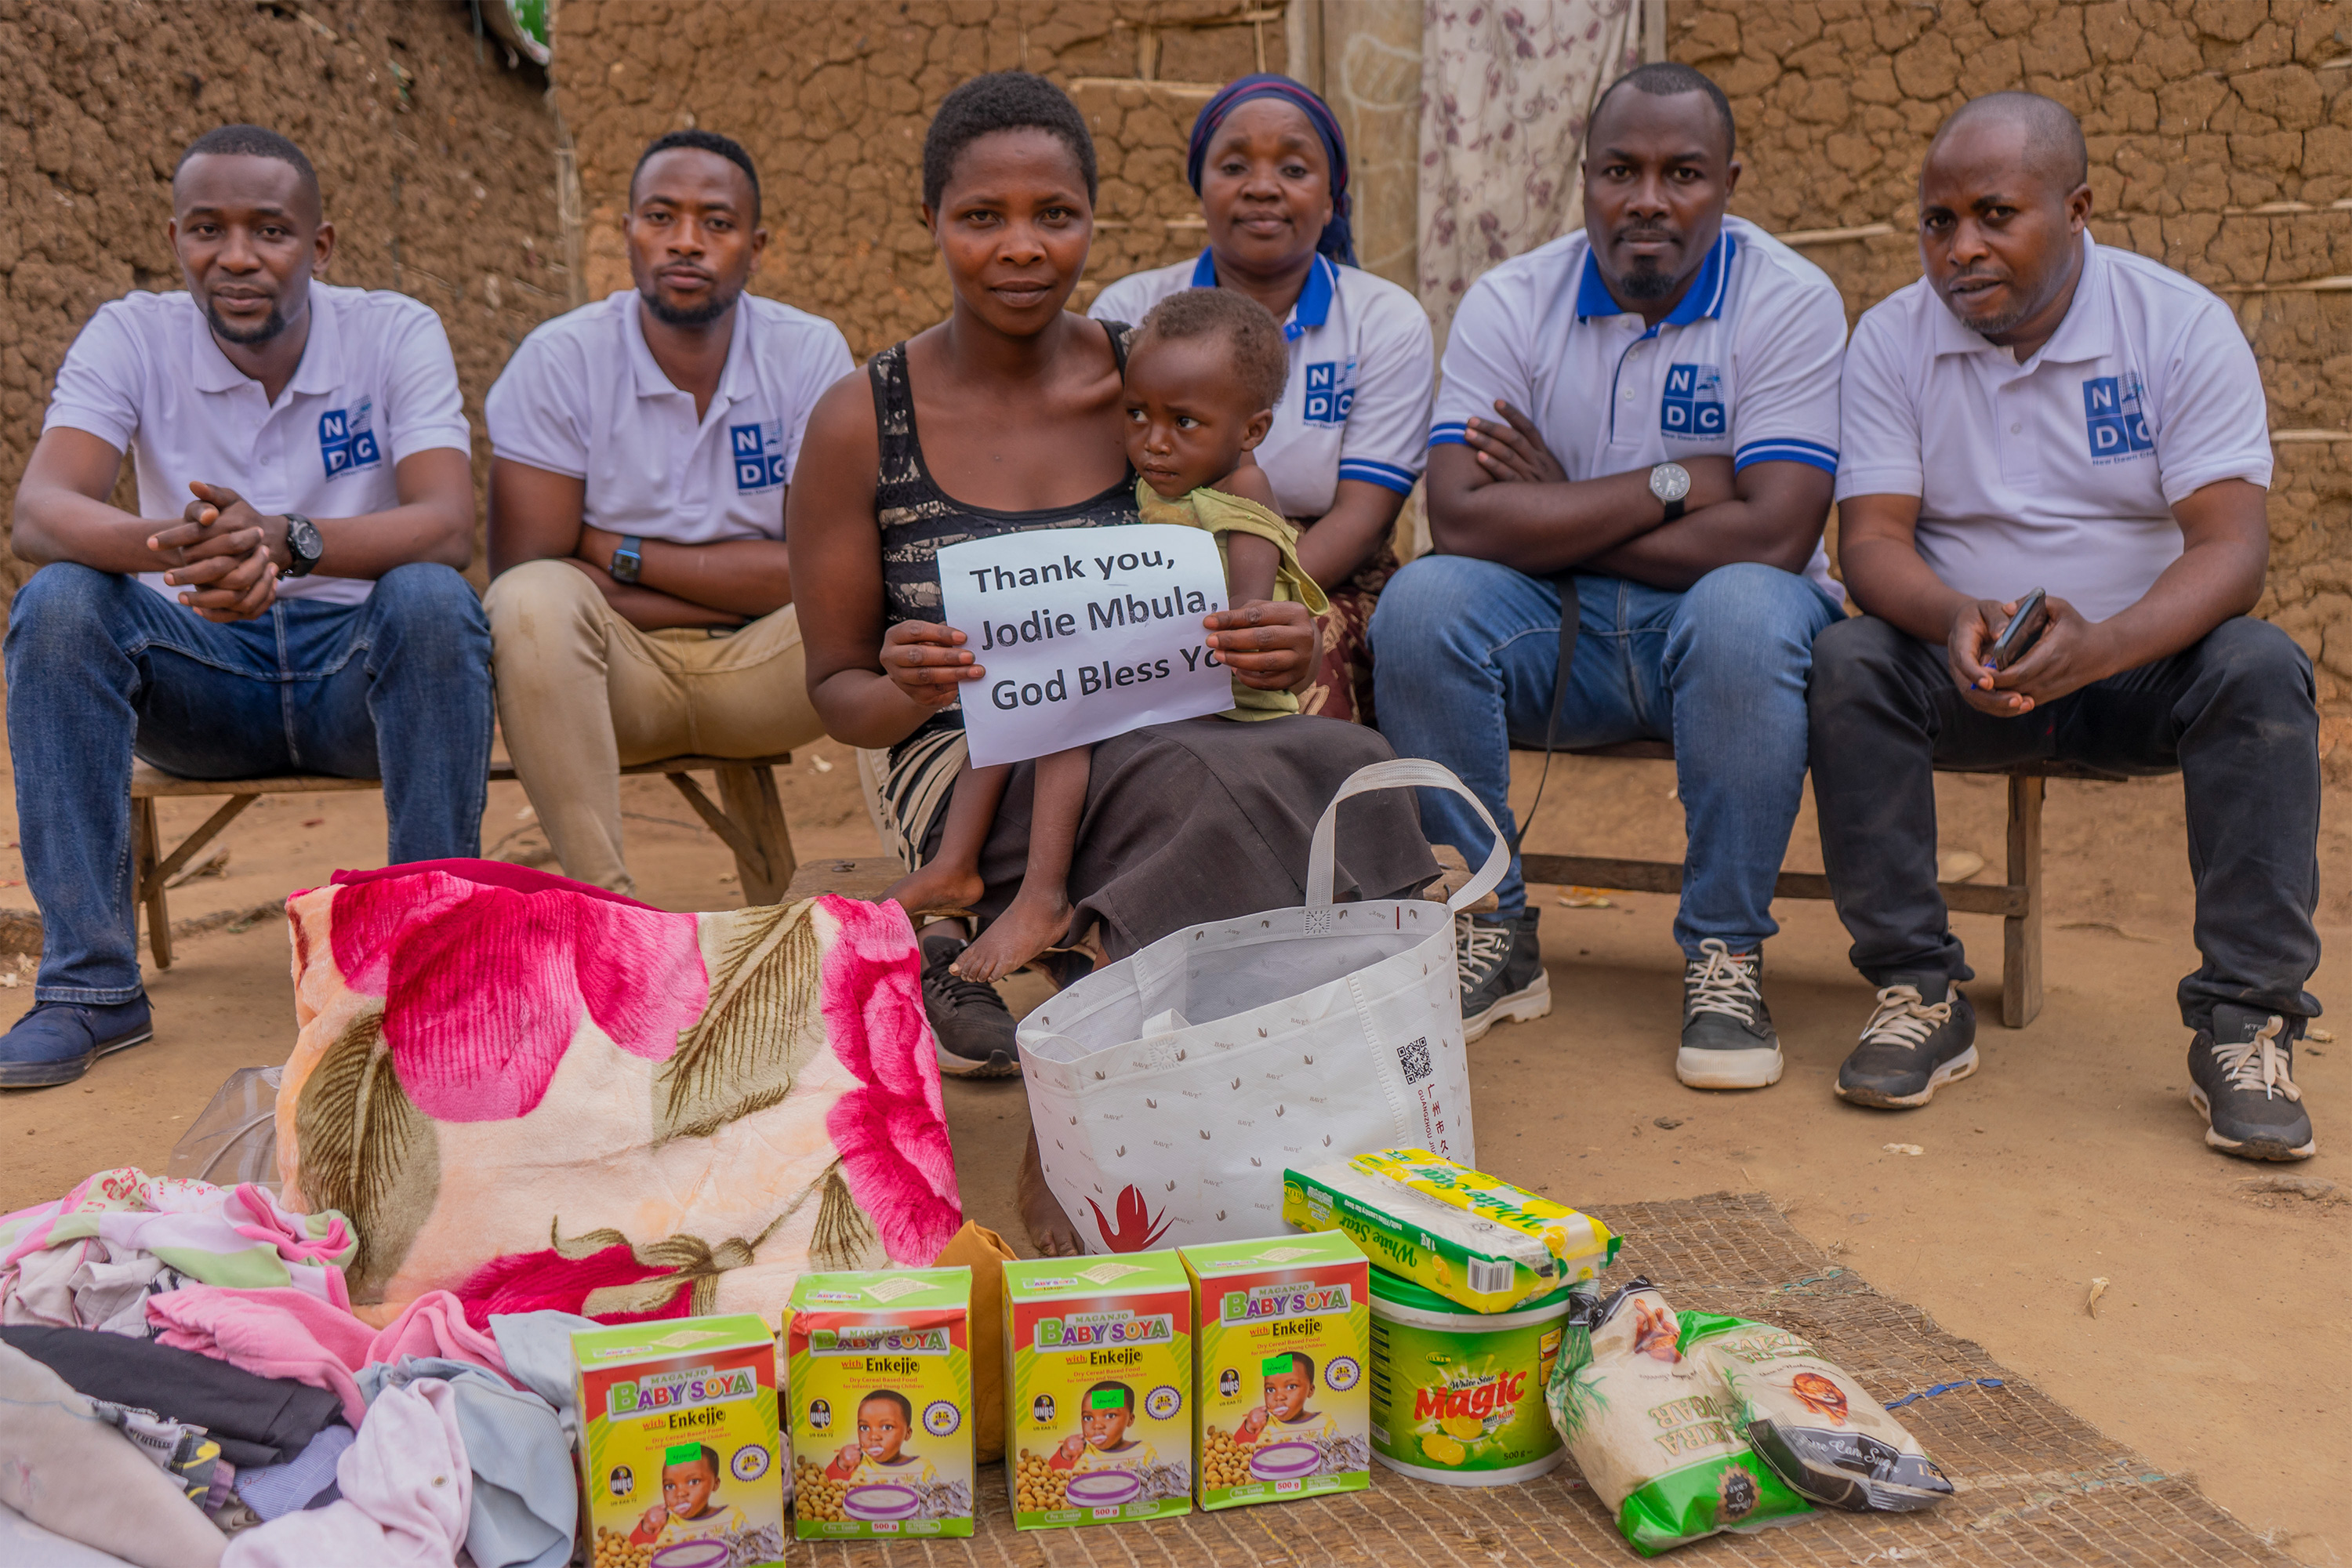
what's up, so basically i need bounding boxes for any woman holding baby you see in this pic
[787,73,1435,1256]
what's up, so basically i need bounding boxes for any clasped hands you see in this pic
[882,601,1316,710]
[1946,593,2115,716]
[147,481,292,622]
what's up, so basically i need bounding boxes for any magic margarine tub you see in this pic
[1368,1269,1572,1484]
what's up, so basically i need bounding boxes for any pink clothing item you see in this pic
[148,1285,510,1426]
[220,1377,470,1568]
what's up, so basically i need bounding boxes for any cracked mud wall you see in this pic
[1671,0,2352,754]
[0,0,572,609]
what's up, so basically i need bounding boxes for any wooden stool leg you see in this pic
[714,763,796,906]
[134,797,173,971]
[2002,774,2044,1027]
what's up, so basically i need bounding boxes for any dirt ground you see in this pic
[0,734,2344,1563]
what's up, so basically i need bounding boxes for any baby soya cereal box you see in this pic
[1181,1232,1371,1510]
[1003,1253,1193,1529]
[783,1266,975,1540]
[572,1315,786,1568]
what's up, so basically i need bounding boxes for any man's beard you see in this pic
[205,301,289,345]
[1613,260,1680,302]
[1943,278,2031,337]
[642,278,743,328]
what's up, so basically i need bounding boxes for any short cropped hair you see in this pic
[665,1444,720,1476]
[1933,92,2089,192]
[633,128,761,220]
[1589,61,1737,163]
[923,71,1098,211]
[859,1389,914,1426]
[1137,289,1289,412]
[1083,1379,1136,1414]
[1269,1351,1316,1385]
[174,125,320,206]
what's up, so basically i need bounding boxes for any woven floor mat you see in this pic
[800,1192,2287,1566]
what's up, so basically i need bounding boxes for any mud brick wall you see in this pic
[1671,0,2352,756]
[0,0,570,608]
[550,0,1287,361]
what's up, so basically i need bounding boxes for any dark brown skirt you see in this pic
[924,713,1439,963]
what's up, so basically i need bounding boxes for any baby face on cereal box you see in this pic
[1003,1253,1193,1530]
[785,1268,974,1540]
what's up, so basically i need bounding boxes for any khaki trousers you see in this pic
[485,557,825,895]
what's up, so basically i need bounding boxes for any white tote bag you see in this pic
[1014,760,1508,1253]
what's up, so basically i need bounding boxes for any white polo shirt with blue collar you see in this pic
[485,288,854,547]
[1091,251,1435,519]
[42,280,472,608]
[1428,214,1848,599]
[1836,231,2271,623]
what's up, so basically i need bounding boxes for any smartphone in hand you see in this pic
[1986,588,2049,671]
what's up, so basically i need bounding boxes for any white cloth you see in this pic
[220,1378,470,1568]
[1091,252,1436,518]
[42,281,470,608]
[1429,215,1849,601]
[484,289,854,545]
[1835,231,2273,622]
[0,1501,152,1568]
[0,1344,226,1568]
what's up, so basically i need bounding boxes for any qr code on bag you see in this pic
[1397,1036,1432,1084]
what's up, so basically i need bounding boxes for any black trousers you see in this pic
[1807,614,2321,1029]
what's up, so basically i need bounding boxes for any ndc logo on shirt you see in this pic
[2082,373,2154,463]
[318,403,381,479]
[1302,360,1355,427]
[730,421,789,492]
[1661,363,1725,439]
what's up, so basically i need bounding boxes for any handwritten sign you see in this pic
[937,524,1233,768]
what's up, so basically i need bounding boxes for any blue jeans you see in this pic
[5,563,492,1004]
[1370,557,1841,953]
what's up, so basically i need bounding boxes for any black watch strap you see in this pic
[282,513,322,577]
[1661,496,1686,523]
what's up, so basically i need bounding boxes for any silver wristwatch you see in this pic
[1648,462,1691,522]
[282,513,324,577]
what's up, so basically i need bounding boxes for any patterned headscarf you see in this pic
[1184,74,1355,267]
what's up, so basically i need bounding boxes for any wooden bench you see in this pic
[1516,740,2125,1029]
[129,754,798,967]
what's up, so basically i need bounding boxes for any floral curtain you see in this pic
[1417,0,1643,338]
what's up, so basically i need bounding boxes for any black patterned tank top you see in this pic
[870,322,1141,637]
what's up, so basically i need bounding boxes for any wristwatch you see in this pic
[282,513,324,577]
[1647,463,1692,523]
[609,535,645,585]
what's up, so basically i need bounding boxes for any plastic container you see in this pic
[1367,1269,1572,1486]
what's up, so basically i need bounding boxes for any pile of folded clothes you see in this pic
[0,1167,589,1568]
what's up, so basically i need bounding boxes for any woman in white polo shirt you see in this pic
[1091,75,1434,724]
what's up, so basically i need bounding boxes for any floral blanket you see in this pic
[274,861,961,1326]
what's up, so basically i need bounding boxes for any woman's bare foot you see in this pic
[882,861,984,918]
[952,885,1073,983]
[1020,1131,1083,1256]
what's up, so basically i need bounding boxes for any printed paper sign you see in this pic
[937,524,1233,768]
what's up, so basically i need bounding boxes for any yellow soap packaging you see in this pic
[1181,1232,1371,1510]
[572,1314,786,1568]
[783,1267,975,1540]
[1283,1149,1618,1312]
[1003,1253,1194,1529]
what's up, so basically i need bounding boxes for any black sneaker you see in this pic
[1457,909,1550,1044]
[920,930,1018,1078]
[1835,976,1977,1109]
[2188,1005,2315,1161]
[1676,940,1783,1090]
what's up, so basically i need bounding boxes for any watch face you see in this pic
[1650,463,1691,503]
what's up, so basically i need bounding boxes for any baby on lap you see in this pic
[886,289,1324,981]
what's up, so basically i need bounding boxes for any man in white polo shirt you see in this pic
[1812,93,2317,1161]
[2,125,488,1087]
[1373,64,1848,1086]
[484,129,853,897]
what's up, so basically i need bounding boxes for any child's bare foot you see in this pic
[882,862,984,918]
[1020,1133,1083,1256]
[952,887,1073,983]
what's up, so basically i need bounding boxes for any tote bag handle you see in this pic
[1305,759,1510,915]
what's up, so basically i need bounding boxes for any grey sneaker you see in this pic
[1675,940,1783,1089]
[2188,1005,2315,1161]
[920,929,1019,1078]
[1835,977,1977,1109]
[1457,909,1551,1044]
